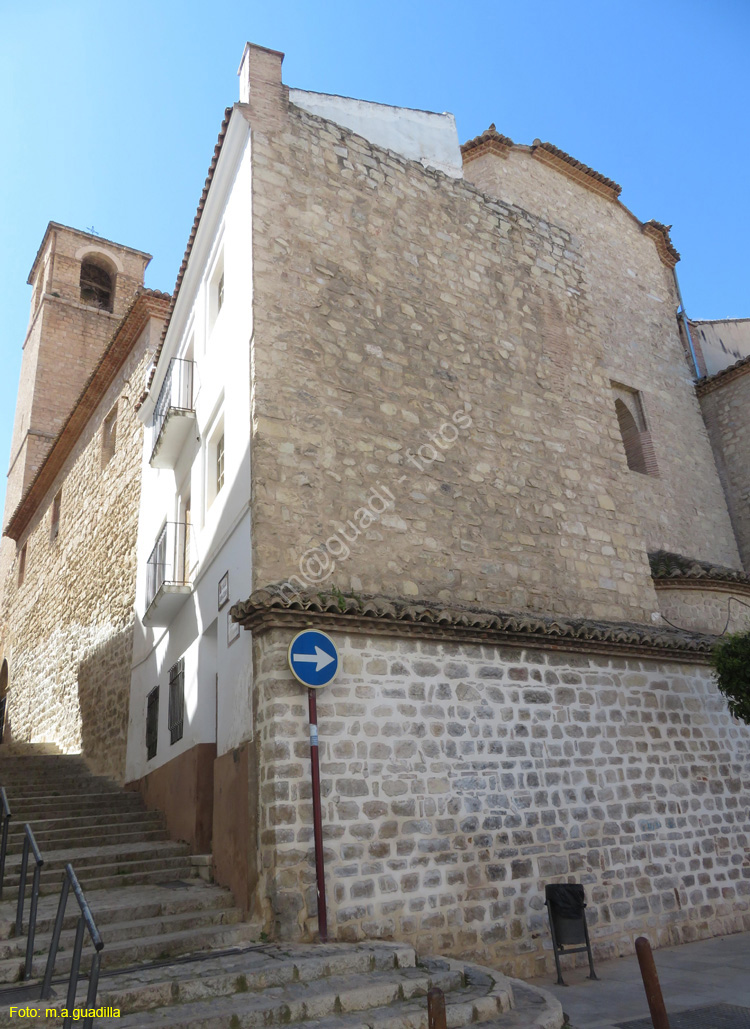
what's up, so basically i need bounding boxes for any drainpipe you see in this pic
[673,267,701,380]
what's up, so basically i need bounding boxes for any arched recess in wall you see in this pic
[0,659,8,745]
[615,398,650,474]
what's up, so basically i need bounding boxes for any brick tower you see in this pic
[3,223,151,525]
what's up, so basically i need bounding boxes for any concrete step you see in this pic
[6,793,145,816]
[1,858,196,901]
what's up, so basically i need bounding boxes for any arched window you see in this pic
[80,261,113,311]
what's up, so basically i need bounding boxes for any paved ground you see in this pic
[528,932,750,1029]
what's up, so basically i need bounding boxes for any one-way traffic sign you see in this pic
[288,630,339,688]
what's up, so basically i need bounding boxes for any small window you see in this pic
[208,252,225,334]
[50,491,62,543]
[612,385,658,477]
[146,686,159,760]
[102,405,117,467]
[216,435,225,495]
[80,262,113,311]
[18,543,27,587]
[217,273,225,313]
[168,658,184,745]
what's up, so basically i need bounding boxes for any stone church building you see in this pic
[0,43,748,978]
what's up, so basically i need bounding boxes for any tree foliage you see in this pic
[712,631,750,724]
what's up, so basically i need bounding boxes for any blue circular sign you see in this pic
[288,630,339,689]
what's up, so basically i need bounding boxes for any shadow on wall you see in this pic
[77,624,135,781]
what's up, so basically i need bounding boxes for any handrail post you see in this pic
[63,916,86,1029]
[0,787,11,900]
[24,859,42,978]
[41,875,70,1000]
[83,950,102,1028]
[15,834,29,936]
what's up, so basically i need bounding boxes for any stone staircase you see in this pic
[0,942,562,1028]
[0,748,563,1028]
[0,747,256,987]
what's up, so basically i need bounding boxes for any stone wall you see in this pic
[655,584,750,636]
[699,366,750,574]
[252,625,750,978]
[1,318,160,779]
[461,146,742,574]
[245,55,663,624]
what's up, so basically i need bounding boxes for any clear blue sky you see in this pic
[1,0,748,518]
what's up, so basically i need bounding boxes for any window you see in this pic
[50,491,62,543]
[216,435,225,495]
[146,686,159,760]
[208,250,225,335]
[168,658,184,745]
[80,261,113,311]
[102,404,117,467]
[205,409,225,511]
[612,384,658,477]
[217,273,225,314]
[18,544,27,587]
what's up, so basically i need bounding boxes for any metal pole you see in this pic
[308,687,328,942]
[41,876,70,999]
[0,812,9,901]
[83,950,102,1028]
[635,936,671,1029]
[427,986,447,1029]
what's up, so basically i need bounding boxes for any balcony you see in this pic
[143,521,191,626]
[150,359,195,468]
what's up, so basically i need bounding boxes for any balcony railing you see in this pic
[150,359,195,468]
[145,522,191,623]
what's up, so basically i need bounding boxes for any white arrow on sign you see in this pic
[292,646,335,672]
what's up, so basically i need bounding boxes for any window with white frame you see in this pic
[205,409,225,511]
[208,249,225,336]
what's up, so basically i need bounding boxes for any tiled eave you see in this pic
[696,353,750,396]
[642,220,680,268]
[649,549,750,588]
[231,588,716,663]
[530,140,622,201]
[4,289,171,542]
[461,124,515,162]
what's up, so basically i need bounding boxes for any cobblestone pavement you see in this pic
[528,932,750,1029]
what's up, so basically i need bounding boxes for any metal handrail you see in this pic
[0,787,11,899]
[42,863,104,1029]
[16,823,44,979]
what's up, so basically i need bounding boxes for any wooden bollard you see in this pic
[427,986,447,1029]
[635,936,671,1029]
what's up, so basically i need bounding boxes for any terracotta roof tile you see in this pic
[642,219,680,268]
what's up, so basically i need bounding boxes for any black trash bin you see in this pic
[544,883,598,986]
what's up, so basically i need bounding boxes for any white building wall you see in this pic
[127,120,254,783]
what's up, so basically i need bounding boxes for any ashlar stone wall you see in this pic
[246,68,663,624]
[1,316,162,779]
[699,367,750,574]
[253,627,750,978]
[462,147,742,575]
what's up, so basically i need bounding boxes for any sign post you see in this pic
[288,629,339,943]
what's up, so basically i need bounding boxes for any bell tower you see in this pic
[3,224,151,527]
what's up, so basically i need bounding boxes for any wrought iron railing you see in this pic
[151,358,194,459]
[16,823,44,979]
[145,521,189,610]
[0,787,10,899]
[41,863,104,1029]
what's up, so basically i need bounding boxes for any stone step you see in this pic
[1,858,196,901]
[3,826,170,855]
[5,811,165,837]
[0,904,243,965]
[0,774,119,791]
[93,940,417,1013]
[0,921,257,987]
[6,793,145,816]
[0,881,237,941]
